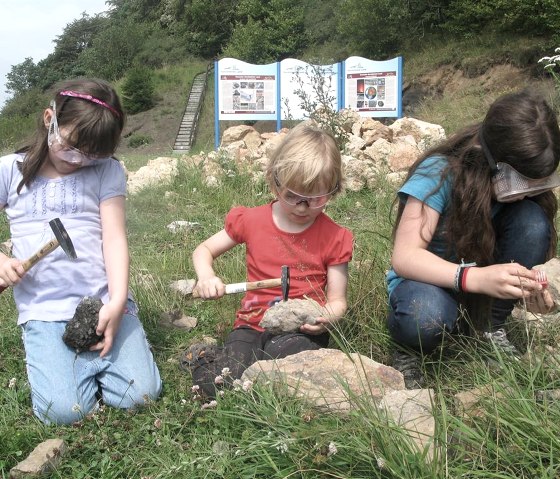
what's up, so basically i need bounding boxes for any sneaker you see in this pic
[482,328,520,357]
[392,350,425,389]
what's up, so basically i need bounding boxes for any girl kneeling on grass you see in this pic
[387,90,560,388]
[186,122,353,398]
[0,79,161,424]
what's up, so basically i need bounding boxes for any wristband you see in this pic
[460,266,472,293]
[453,260,476,293]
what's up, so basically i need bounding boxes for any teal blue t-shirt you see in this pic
[386,155,452,297]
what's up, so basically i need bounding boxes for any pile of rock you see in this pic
[126,114,446,194]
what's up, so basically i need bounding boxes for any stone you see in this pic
[379,389,435,460]
[170,278,196,296]
[62,297,103,352]
[242,348,405,412]
[9,439,66,478]
[126,157,179,194]
[259,298,325,334]
[160,310,198,330]
[166,221,200,233]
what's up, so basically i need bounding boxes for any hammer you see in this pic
[0,218,77,294]
[192,265,290,300]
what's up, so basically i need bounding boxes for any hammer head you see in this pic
[281,265,290,301]
[49,218,77,260]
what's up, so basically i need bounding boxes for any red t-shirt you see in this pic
[225,202,354,330]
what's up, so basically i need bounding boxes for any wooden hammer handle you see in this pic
[0,238,61,294]
[191,277,282,298]
[21,238,61,271]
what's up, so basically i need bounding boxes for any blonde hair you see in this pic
[266,122,342,196]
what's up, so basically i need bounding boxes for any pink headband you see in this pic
[58,90,122,118]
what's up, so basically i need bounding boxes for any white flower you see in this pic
[214,375,224,385]
[201,400,218,410]
[276,442,289,454]
[191,385,200,393]
[377,456,386,469]
[218,390,225,397]
[242,380,253,391]
[8,377,16,389]
[221,367,231,377]
[181,399,187,405]
[232,379,243,390]
[327,442,337,457]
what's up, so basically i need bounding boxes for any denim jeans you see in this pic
[22,301,162,425]
[387,199,551,354]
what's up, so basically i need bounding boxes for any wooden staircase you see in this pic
[172,66,211,154]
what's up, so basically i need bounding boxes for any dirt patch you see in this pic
[403,63,536,116]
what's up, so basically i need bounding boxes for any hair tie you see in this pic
[58,90,122,118]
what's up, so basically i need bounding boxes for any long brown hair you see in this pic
[15,78,125,193]
[393,90,559,265]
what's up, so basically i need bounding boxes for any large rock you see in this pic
[127,157,180,194]
[242,348,405,412]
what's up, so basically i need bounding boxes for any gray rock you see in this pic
[62,297,104,352]
[259,298,324,334]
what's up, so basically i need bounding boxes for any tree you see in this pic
[78,21,148,80]
[336,0,411,58]
[5,58,41,97]
[222,0,307,63]
[121,66,155,113]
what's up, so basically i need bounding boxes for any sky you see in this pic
[0,0,110,107]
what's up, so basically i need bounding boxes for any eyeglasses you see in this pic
[479,129,560,202]
[491,161,560,202]
[47,101,106,167]
[274,174,338,208]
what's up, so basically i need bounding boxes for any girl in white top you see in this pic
[0,78,161,424]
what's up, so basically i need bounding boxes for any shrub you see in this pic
[122,66,155,114]
[127,134,153,148]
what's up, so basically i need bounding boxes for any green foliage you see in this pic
[442,0,560,37]
[127,133,153,148]
[122,66,155,114]
[178,0,238,58]
[78,20,148,80]
[4,59,41,97]
[336,0,411,57]
[222,0,307,63]
[284,63,350,149]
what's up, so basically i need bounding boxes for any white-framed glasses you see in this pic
[274,174,338,208]
[47,101,105,167]
[491,161,560,202]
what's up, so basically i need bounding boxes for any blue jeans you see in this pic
[388,199,551,354]
[22,301,162,425]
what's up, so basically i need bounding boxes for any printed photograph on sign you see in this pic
[221,75,275,115]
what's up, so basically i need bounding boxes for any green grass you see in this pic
[2,162,560,478]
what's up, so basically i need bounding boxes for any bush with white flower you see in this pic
[539,47,560,85]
